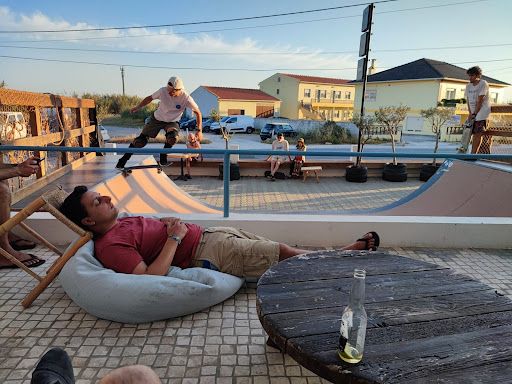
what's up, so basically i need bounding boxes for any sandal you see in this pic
[10,238,37,251]
[357,231,380,251]
[0,254,45,269]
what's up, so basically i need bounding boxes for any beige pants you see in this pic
[192,227,280,277]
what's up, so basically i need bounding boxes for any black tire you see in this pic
[382,163,407,182]
[219,164,240,180]
[419,164,439,182]
[203,126,210,133]
[345,165,368,183]
[246,127,254,134]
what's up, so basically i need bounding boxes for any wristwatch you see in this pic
[169,234,182,245]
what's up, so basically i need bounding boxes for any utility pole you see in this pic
[120,66,125,96]
[356,3,374,153]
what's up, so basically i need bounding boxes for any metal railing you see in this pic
[3,145,511,218]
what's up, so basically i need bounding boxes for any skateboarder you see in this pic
[464,66,491,154]
[115,76,202,169]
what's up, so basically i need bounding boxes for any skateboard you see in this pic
[119,164,163,176]
[457,118,474,154]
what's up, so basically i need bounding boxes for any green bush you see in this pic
[300,121,357,144]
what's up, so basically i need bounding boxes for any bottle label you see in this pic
[338,334,348,351]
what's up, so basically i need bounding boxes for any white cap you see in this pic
[167,76,184,90]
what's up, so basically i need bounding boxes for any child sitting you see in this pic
[185,132,202,179]
[291,138,306,178]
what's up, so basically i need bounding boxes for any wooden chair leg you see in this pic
[19,222,63,256]
[315,171,319,183]
[22,234,92,308]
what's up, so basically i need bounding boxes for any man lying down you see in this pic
[59,186,380,277]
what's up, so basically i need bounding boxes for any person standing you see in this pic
[464,66,491,154]
[115,76,202,168]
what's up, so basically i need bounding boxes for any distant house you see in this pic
[352,58,510,135]
[259,73,355,121]
[190,86,280,118]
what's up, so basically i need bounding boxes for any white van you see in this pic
[211,115,255,134]
[0,112,29,141]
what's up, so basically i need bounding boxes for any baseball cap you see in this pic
[167,76,184,90]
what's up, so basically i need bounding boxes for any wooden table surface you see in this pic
[256,250,512,383]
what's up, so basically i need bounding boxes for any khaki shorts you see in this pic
[192,227,280,277]
[141,113,179,138]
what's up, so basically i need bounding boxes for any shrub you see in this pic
[300,121,356,144]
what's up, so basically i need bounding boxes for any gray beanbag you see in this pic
[59,241,244,323]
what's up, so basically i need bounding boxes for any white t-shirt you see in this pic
[464,79,491,121]
[272,139,289,151]
[151,88,199,122]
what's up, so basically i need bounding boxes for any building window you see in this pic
[320,90,327,98]
[277,76,281,82]
[490,92,498,103]
[276,89,279,95]
[334,110,340,118]
[334,91,342,99]
[304,89,311,97]
[345,91,351,100]
[446,88,456,99]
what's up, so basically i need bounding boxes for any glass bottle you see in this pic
[338,268,367,364]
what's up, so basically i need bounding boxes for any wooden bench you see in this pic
[301,166,322,183]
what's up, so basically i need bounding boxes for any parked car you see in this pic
[0,111,28,141]
[209,116,230,134]
[202,118,214,132]
[99,125,110,141]
[260,122,297,141]
[180,118,197,131]
[210,115,255,134]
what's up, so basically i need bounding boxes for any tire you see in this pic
[203,126,210,133]
[382,163,407,182]
[345,165,368,183]
[419,164,439,182]
[246,127,254,134]
[219,164,240,181]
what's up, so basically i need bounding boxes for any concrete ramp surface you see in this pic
[374,160,512,217]
[92,157,221,215]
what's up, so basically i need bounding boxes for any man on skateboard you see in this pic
[115,76,202,169]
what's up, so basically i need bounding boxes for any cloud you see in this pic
[0,6,356,78]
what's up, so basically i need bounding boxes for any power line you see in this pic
[1,54,511,71]
[0,0,400,34]
[0,0,492,42]
[0,43,510,56]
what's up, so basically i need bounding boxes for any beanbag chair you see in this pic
[59,241,244,323]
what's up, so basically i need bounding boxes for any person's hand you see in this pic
[166,221,188,239]
[16,157,39,177]
[160,217,180,227]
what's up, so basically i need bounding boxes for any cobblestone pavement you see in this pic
[1,177,511,383]
[176,176,423,213]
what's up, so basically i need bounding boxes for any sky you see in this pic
[1,0,511,101]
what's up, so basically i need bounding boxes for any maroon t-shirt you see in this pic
[94,216,203,274]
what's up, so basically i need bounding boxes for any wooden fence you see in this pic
[0,88,98,203]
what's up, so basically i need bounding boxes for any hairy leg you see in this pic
[0,181,31,266]
[471,133,483,154]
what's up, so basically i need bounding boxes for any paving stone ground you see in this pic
[1,177,511,383]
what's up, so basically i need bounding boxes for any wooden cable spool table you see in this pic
[256,250,512,383]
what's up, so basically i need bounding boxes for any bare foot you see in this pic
[341,232,378,251]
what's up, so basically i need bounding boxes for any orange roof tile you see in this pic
[281,73,352,85]
[202,86,280,101]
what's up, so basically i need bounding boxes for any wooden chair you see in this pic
[0,187,93,308]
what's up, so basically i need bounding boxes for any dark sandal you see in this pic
[0,254,45,270]
[357,231,380,251]
[10,238,37,251]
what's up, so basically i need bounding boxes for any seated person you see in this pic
[59,186,380,277]
[185,132,202,180]
[266,133,291,181]
[291,138,307,178]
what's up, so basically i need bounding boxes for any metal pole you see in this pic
[357,3,374,153]
[223,152,230,217]
[120,66,125,96]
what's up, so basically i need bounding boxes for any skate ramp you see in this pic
[92,156,221,215]
[373,159,512,217]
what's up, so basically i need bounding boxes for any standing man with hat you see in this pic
[115,76,202,169]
